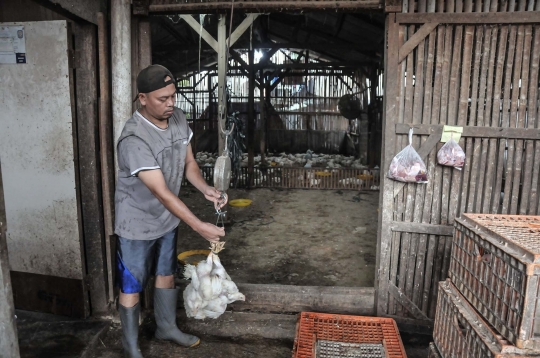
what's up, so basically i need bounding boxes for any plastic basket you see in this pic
[434,280,540,357]
[449,214,540,349]
[292,312,406,358]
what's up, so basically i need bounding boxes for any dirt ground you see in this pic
[176,188,379,287]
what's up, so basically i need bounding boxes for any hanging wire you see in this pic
[166,14,181,24]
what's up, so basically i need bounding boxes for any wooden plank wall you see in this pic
[379,0,540,328]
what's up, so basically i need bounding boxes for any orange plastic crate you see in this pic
[292,312,407,358]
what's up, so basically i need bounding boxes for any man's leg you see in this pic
[120,292,140,307]
[117,237,156,358]
[155,275,174,289]
[153,230,200,348]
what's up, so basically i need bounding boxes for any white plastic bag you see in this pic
[437,137,465,170]
[388,128,428,183]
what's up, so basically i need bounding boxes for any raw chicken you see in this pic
[437,137,465,170]
[387,128,428,183]
[183,243,245,320]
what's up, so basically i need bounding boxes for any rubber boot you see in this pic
[154,287,200,348]
[119,302,144,358]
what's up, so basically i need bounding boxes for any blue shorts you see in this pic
[116,229,178,294]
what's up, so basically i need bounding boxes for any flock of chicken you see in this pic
[183,249,245,320]
[195,151,370,170]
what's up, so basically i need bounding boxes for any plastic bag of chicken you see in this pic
[437,137,465,170]
[387,128,428,183]
[183,242,245,320]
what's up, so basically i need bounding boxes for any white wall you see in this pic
[0,21,83,280]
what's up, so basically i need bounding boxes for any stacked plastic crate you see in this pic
[431,214,540,357]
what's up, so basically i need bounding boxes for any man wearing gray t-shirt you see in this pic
[114,65,226,358]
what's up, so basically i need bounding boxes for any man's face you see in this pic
[139,78,176,120]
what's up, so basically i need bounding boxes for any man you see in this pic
[115,65,227,358]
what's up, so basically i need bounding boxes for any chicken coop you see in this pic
[144,5,386,317]
[1,0,540,357]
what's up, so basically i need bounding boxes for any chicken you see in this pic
[182,245,244,319]
[225,292,246,304]
[210,253,230,280]
[183,281,203,318]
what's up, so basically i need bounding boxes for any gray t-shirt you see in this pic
[114,108,193,240]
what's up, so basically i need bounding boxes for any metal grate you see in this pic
[316,341,385,358]
[449,214,540,350]
[433,280,535,358]
[459,214,540,254]
[292,312,406,358]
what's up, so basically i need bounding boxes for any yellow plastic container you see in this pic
[177,249,211,265]
[357,174,373,181]
[229,199,253,207]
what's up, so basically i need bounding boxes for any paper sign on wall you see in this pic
[441,125,463,143]
[0,26,26,64]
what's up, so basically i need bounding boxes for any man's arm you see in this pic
[184,144,227,209]
[138,169,224,242]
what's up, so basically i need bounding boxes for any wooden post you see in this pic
[217,15,227,155]
[0,160,20,357]
[97,12,116,305]
[376,13,399,318]
[73,23,109,315]
[259,70,266,164]
[247,48,255,187]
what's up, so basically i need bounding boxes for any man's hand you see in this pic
[203,186,228,210]
[194,222,225,243]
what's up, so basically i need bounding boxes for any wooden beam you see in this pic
[376,13,399,318]
[384,0,402,12]
[390,222,454,236]
[180,14,218,52]
[229,14,260,47]
[73,23,109,315]
[247,48,255,188]
[396,123,540,140]
[230,51,261,87]
[396,11,540,24]
[257,61,373,70]
[149,1,381,13]
[399,23,439,63]
[0,160,20,357]
[97,12,116,305]
[388,283,430,320]
[229,284,375,316]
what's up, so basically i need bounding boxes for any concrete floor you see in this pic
[17,309,431,358]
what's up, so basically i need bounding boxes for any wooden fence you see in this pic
[378,1,540,332]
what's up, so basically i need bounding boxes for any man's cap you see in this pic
[136,65,176,94]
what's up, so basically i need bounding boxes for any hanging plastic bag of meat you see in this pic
[437,136,465,170]
[387,128,428,183]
